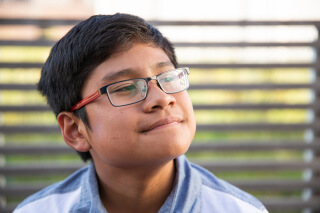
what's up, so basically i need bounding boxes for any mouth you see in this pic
[142,117,183,133]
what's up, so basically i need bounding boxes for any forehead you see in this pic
[82,43,174,95]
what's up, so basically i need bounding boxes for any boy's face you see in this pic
[80,43,196,168]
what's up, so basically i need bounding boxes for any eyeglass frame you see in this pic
[70,67,190,111]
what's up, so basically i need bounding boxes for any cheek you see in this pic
[88,109,139,159]
[92,110,133,141]
[187,112,196,144]
[181,93,197,138]
[181,92,196,120]
[168,92,195,137]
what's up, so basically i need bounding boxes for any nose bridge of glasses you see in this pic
[148,75,158,83]
[143,76,166,96]
[146,75,160,87]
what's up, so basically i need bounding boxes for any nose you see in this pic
[142,80,176,113]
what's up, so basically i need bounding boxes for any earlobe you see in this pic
[57,112,91,152]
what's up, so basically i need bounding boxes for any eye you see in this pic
[163,76,173,82]
[161,74,177,83]
[112,84,137,93]
[160,74,180,85]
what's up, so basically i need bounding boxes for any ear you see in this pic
[57,111,91,152]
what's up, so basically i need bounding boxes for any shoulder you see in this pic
[200,184,268,213]
[13,165,90,213]
[190,162,268,213]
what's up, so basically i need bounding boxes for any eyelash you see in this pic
[111,84,136,93]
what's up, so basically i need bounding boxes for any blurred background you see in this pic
[0,0,320,212]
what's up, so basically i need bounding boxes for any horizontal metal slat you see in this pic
[182,63,319,69]
[1,62,318,69]
[189,83,320,90]
[0,62,43,68]
[2,83,319,91]
[196,122,320,131]
[1,123,319,134]
[0,40,55,46]
[1,19,320,26]
[0,18,80,25]
[0,125,60,133]
[2,161,318,176]
[0,145,74,155]
[174,41,320,47]
[0,105,50,112]
[1,180,319,197]
[1,141,319,155]
[232,179,320,191]
[0,103,317,112]
[193,103,319,110]
[189,142,320,151]
[0,83,36,90]
[0,164,84,175]
[2,40,320,48]
[262,198,320,211]
[150,20,320,26]
[0,185,48,196]
[0,201,318,213]
[198,160,320,171]
[1,199,319,213]
[1,161,319,176]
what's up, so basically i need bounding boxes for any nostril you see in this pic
[151,104,162,110]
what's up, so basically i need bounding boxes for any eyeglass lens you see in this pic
[106,68,188,106]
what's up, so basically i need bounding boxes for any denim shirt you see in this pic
[14,155,268,213]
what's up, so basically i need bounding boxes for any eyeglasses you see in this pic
[70,67,190,111]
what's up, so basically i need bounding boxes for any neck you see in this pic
[95,160,176,213]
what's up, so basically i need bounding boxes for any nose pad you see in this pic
[149,79,162,91]
[146,80,165,97]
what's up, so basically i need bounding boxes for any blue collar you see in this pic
[73,155,201,213]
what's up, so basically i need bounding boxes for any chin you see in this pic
[166,139,192,159]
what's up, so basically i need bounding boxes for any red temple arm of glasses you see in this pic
[70,90,100,112]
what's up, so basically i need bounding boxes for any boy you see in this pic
[14,13,268,213]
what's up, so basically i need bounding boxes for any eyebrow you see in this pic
[102,68,136,83]
[154,61,174,69]
[101,61,174,83]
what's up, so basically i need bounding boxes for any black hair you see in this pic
[38,13,178,162]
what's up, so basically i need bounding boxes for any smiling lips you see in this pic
[143,117,182,132]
